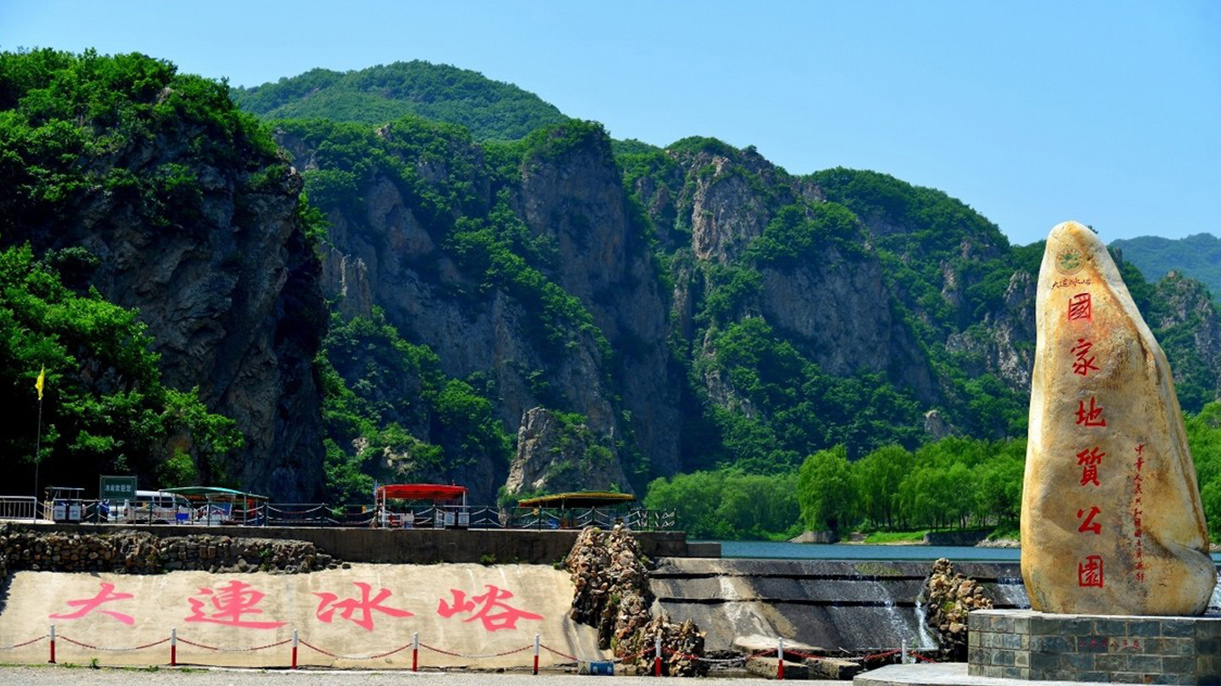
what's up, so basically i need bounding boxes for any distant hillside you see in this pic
[1110,233,1221,300]
[234,61,569,141]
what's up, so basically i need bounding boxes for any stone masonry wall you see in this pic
[969,609,1221,685]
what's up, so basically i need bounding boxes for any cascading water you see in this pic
[863,579,938,650]
[717,575,770,637]
[993,576,1031,609]
[912,597,939,648]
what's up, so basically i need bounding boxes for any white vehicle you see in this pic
[113,490,191,524]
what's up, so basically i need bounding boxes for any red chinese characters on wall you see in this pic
[185,580,286,629]
[45,580,548,633]
[314,582,413,631]
[49,582,135,625]
[437,585,543,632]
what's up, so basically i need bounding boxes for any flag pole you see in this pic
[33,367,45,517]
[33,395,42,512]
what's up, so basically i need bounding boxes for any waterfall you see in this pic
[913,597,939,649]
[993,576,1030,608]
[864,579,938,650]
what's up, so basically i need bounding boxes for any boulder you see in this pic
[1021,220,1216,615]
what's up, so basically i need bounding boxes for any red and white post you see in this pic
[654,633,662,677]
[291,629,299,669]
[777,637,785,680]
[412,631,419,672]
[48,625,56,664]
[533,633,540,675]
[170,628,177,666]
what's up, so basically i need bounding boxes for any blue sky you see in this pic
[2,0,1218,246]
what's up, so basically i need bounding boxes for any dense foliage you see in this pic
[1111,233,1221,303]
[236,61,569,141]
[0,242,242,491]
[0,48,281,240]
[645,435,1023,540]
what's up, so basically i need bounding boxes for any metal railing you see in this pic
[15,496,676,531]
[0,496,37,521]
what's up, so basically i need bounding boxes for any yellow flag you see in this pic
[35,367,45,401]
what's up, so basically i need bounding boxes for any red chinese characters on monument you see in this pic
[185,580,285,629]
[1075,396,1106,427]
[437,585,543,632]
[1068,293,1092,321]
[49,582,135,625]
[1076,506,1102,535]
[314,582,413,631]
[1133,443,1147,583]
[1078,555,1104,588]
[1067,300,1106,588]
[1077,446,1104,487]
[1071,338,1099,377]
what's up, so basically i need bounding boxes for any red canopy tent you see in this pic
[376,484,467,502]
[374,484,467,529]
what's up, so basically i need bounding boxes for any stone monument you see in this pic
[856,221,1221,686]
[1021,220,1215,615]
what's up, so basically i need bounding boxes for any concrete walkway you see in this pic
[0,666,768,686]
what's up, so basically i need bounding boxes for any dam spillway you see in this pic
[649,557,1027,652]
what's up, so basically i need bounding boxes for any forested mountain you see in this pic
[234,61,568,141]
[4,50,1221,520]
[1110,233,1221,302]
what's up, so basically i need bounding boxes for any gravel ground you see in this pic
[0,665,765,685]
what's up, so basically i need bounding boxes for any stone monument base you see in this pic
[969,609,1220,684]
[853,609,1221,686]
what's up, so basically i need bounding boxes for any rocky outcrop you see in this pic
[566,526,706,676]
[505,407,634,497]
[759,248,937,401]
[922,558,993,660]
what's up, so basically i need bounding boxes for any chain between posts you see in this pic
[0,628,924,672]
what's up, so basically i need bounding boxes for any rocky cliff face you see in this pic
[13,118,327,501]
[505,407,633,495]
[281,122,676,502]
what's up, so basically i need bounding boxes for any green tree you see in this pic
[796,446,857,533]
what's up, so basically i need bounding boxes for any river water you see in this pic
[714,540,1020,561]
[713,540,1221,563]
